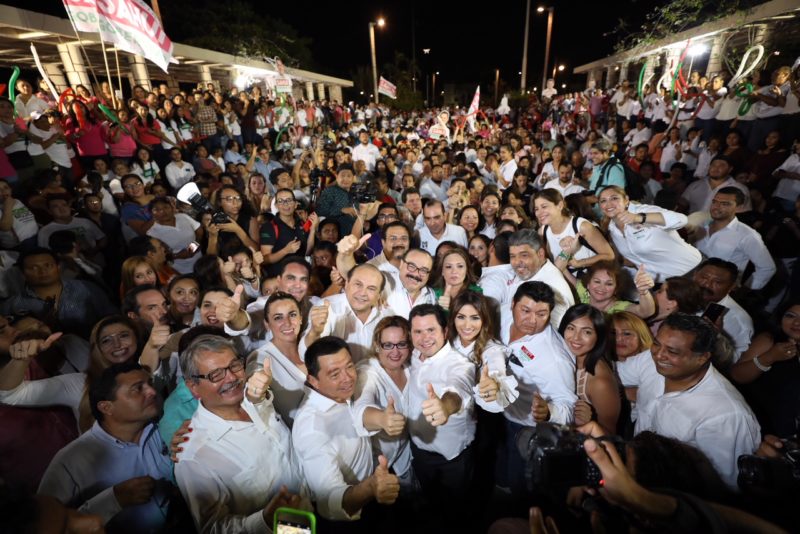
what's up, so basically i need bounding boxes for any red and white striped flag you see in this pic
[63,0,176,72]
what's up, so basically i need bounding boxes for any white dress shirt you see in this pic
[772,153,800,202]
[695,217,776,290]
[617,351,760,489]
[607,203,702,282]
[0,372,85,427]
[299,293,390,363]
[418,179,448,202]
[543,178,585,197]
[292,388,373,521]
[354,357,412,476]
[406,342,476,460]
[246,341,307,428]
[452,338,519,412]
[175,397,305,534]
[497,159,518,189]
[500,325,577,427]
[479,264,514,308]
[681,177,752,213]
[501,260,575,328]
[147,213,201,274]
[418,223,468,256]
[385,283,437,319]
[717,294,754,363]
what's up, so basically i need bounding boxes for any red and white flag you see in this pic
[466,85,480,132]
[378,76,397,100]
[63,0,176,72]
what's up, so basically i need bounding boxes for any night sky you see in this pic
[4,0,655,88]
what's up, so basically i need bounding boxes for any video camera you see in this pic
[351,181,377,204]
[517,423,626,490]
[738,422,800,493]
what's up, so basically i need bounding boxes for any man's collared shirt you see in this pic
[418,223,468,256]
[406,342,476,460]
[39,422,173,533]
[352,142,381,172]
[501,260,574,329]
[292,387,373,521]
[298,293,389,363]
[696,217,776,290]
[501,325,577,427]
[617,351,760,489]
[681,176,752,214]
[175,397,305,534]
[717,294,754,363]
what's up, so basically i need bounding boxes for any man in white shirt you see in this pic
[37,195,106,258]
[418,200,468,256]
[692,258,754,364]
[418,163,449,203]
[352,130,381,172]
[479,231,514,310]
[616,313,760,489]
[293,336,399,523]
[176,335,305,533]
[500,281,577,496]
[623,118,652,150]
[407,304,476,532]
[384,248,436,317]
[300,263,388,362]
[164,147,196,191]
[543,162,586,197]
[502,229,574,328]
[680,155,751,214]
[693,187,775,290]
[38,362,174,533]
[772,148,800,211]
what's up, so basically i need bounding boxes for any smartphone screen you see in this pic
[703,303,727,323]
[188,242,200,253]
[275,509,314,534]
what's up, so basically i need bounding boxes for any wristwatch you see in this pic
[639,213,646,224]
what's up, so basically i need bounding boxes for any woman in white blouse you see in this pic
[598,185,702,282]
[448,292,518,412]
[245,291,307,427]
[354,315,413,482]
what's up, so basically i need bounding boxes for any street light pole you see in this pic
[539,6,554,92]
[369,22,379,104]
[521,0,531,92]
[432,71,438,107]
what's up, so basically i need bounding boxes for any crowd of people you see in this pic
[0,63,799,534]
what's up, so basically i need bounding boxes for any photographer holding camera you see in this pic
[315,163,360,235]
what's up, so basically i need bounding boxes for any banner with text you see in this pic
[378,76,397,99]
[63,0,176,72]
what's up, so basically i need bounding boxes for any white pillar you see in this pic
[43,63,69,93]
[316,83,326,101]
[127,55,151,91]
[329,85,343,104]
[57,43,91,88]
[605,65,617,89]
[705,33,727,77]
[618,62,630,84]
[305,81,315,101]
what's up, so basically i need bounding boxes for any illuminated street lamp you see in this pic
[369,17,386,104]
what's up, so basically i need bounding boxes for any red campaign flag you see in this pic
[378,77,397,100]
[63,0,176,72]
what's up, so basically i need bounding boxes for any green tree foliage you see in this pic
[160,0,315,69]
[609,0,760,54]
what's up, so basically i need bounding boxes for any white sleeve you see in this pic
[615,351,650,387]
[741,233,776,290]
[473,343,518,412]
[636,203,688,231]
[694,413,760,490]
[0,373,84,409]
[353,367,383,437]
[538,354,577,425]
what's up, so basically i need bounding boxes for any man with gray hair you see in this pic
[502,229,574,328]
[175,335,307,533]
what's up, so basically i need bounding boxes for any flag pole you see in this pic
[113,48,124,109]
[99,38,117,109]
[64,11,102,91]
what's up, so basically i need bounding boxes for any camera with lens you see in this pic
[738,436,800,493]
[176,183,229,224]
[351,182,377,204]
[517,423,626,490]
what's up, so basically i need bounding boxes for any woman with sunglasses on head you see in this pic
[355,316,414,487]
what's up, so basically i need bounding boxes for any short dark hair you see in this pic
[715,186,745,206]
[48,230,77,254]
[491,231,513,263]
[661,313,717,354]
[90,361,146,423]
[697,257,738,281]
[128,235,157,256]
[409,303,448,330]
[305,336,351,378]
[269,167,289,185]
[513,281,555,310]
[401,187,421,203]
[121,284,162,316]
[17,247,58,269]
[312,240,337,256]
[318,218,340,237]
[382,220,411,240]
[663,277,705,314]
[45,193,72,209]
[278,255,311,277]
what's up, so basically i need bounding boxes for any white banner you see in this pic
[378,76,397,99]
[63,0,176,72]
[466,86,480,132]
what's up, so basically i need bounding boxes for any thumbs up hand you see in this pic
[634,264,654,294]
[421,383,449,427]
[246,360,272,403]
[381,396,406,436]
[373,455,400,504]
[532,391,551,423]
[309,301,330,334]
[216,284,244,323]
[337,233,371,257]
[9,332,63,361]
[478,365,499,403]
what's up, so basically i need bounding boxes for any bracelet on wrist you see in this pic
[753,355,772,372]
[557,251,572,261]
